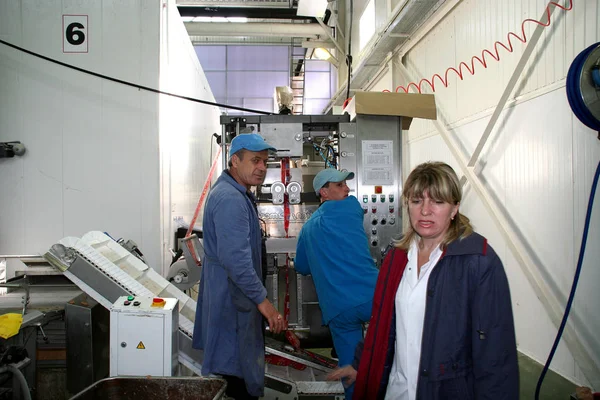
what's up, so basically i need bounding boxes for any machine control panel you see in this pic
[110,296,179,377]
[112,296,175,311]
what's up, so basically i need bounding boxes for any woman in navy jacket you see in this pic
[330,162,518,399]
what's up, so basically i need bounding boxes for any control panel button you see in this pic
[127,295,134,301]
[389,216,396,225]
[371,195,377,203]
[371,217,378,225]
[389,205,394,213]
[362,206,368,214]
[380,195,385,203]
[371,239,379,247]
[380,218,387,225]
[371,206,377,213]
[124,301,131,306]
[151,297,166,307]
[133,301,141,306]
[363,195,369,203]
[371,227,377,235]
[389,194,394,202]
[374,186,383,194]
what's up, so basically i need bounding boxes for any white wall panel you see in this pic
[405,89,600,386]
[159,0,222,272]
[1,0,220,276]
[361,0,600,386]
[0,0,163,270]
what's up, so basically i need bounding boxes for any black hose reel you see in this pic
[566,42,600,134]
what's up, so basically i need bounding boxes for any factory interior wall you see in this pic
[0,1,162,271]
[158,0,222,274]
[365,0,600,389]
[0,0,221,276]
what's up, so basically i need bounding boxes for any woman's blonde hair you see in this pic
[396,161,473,250]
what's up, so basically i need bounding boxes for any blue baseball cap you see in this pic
[313,168,355,196]
[229,133,277,157]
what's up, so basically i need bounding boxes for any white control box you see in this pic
[109,296,179,377]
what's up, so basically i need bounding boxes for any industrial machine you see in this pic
[34,101,435,398]
[218,112,404,346]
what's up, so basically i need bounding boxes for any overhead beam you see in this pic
[177,6,317,22]
[184,22,331,39]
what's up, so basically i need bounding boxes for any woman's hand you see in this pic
[327,365,357,386]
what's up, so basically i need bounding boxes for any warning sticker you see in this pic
[136,341,145,350]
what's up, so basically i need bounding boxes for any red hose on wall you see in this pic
[382,0,573,94]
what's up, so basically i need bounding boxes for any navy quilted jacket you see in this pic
[353,232,519,400]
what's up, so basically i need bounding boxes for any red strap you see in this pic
[353,249,408,399]
[185,147,223,265]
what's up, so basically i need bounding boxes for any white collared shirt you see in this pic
[384,240,443,400]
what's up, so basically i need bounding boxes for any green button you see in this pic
[127,295,134,301]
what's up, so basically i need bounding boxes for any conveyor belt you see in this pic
[45,232,343,397]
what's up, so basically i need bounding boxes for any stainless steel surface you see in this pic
[258,204,316,238]
[65,293,110,395]
[69,376,227,400]
[580,44,600,120]
[341,115,403,265]
[0,279,30,315]
[265,237,298,254]
[260,123,304,157]
[0,256,41,259]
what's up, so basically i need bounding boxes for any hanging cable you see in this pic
[0,39,271,115]
[386,0,573,94]
[534,160,600,400]
[343,0,354,107]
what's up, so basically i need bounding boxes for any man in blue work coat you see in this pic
[295,169,379,399]
[193,133,287,399]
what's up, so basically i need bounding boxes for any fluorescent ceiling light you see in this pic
[211,17,229,23]
[193,16,212,22]
[297,0,327,18]
[181,16,194,22]
[313,47,331,60]
[227,17,248,23]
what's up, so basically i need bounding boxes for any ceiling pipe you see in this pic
[184,22,331,38]
[177,6,317,22]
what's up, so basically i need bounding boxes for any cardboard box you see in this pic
[343,91,437,130]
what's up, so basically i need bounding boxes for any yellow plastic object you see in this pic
[0,313,23,339]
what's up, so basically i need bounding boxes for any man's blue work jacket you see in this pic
[295,195,379,324]
[192,171,267,397]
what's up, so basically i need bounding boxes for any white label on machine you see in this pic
[362,140,394,185]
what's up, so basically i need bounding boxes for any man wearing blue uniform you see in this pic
[295,169,379,399]
[193,133,286,400]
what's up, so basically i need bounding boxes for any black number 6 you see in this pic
[66,22,85,45]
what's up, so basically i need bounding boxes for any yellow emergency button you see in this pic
[151,297,166,308]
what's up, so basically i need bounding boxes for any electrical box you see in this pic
[109,296,179,377]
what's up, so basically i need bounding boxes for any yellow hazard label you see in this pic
[136,341,145,349]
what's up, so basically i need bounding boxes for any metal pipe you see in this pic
[0,255,40,259]
[0,280,30,315]
[221,125,227,172]
[0,360,32,400]
[184,22,329,38]
[315,17,346,57]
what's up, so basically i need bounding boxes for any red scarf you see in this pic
[353,248,408,399]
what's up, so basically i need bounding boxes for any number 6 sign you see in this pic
[63,15,88,53]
